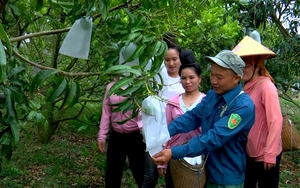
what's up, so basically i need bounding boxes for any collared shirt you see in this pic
[168,83,255,185]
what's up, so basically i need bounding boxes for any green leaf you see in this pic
[112,99,132,113]
[50,0,74,8]
[132,78,146,87]
[0,125,8,133]
[0,65,5,83]
[125,32,141,47]
[9,79,27,87]
[124,8,135,23]
[114,85,142,96]
[0,41,6,65]
[121,101,135,114]
[27,111,37,121]
[30,69,58,93]
[125,44,147,62]
[35,112,45,124]
[29,100,41,110]
[116,111,138,124]
[10,86,28,105]
[0,24,12,57]
[102,65,142,76]
[0,132,11,145]
[143,35,157,43]
[151,56,163,72]
[78,125,88,132]
[109,99,127,106]
[108,77,134,96]
[8,66,25,78]
[9,4,20,16]
[99,0,110,20]
[82,114,97,126]
[1,141,12,159]
[47,77,67,102]
[155,41,167,56]
[10,123,19,145]
[36,0,44,11]
[4,88,16,119]
[152,40,163,57]
[131,26,144,33]
[60,81,78,110]
[168,0,176,20]
[66,81,80,109]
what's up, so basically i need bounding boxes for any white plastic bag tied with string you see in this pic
[119,43,152,73]
[59,17,93,59]
[142,96,170,156]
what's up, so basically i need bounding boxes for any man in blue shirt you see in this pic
[152,50,255,188]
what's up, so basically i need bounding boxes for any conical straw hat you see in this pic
[232,36,276,59]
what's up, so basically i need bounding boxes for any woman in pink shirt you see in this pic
[233,36,282,188]
[159,50,206,187]
[97,80,145,188]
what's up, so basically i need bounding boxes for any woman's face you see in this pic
[164,49,181,77]
[242,56,258,82]
[180,67,201,93]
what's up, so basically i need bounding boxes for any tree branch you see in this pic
[279,93,300,109]
[13,49,102,77]
[93,0,133,19]
[270,12,291,38]
[9,27,71,43]
[9,1,138,43]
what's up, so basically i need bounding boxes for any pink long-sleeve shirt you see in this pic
[157,93,205,169]
[165,93,205,148]
[97,82,142,142]
[244,76,282,164]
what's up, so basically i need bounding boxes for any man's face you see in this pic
[210,63,240,95]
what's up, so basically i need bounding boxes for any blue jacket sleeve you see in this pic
[168,96,206,137]
[171,100,255,159]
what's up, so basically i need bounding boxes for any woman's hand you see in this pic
[98,140,106,153]
[264,162,275,170]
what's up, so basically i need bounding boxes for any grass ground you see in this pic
[0,98,299,187]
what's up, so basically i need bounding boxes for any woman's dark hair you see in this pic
[163,32,181,54]
[179,50,202,76]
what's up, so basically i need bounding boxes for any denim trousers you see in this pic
[142,152,159,188]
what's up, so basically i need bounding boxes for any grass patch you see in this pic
[0,123,105,188]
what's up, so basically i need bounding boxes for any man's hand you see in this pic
[152,149,172,165]
[98,140,106,153]
[264,162,275,170]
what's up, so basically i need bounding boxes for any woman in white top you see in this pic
[142,32,184,188]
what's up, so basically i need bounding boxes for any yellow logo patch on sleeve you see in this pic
[228,113,242,129]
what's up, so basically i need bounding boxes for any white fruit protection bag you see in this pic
[142,96,170,156]
[59,17,93,59]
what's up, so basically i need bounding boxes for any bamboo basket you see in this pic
[282,115,300,151]
[170,155,206,188]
